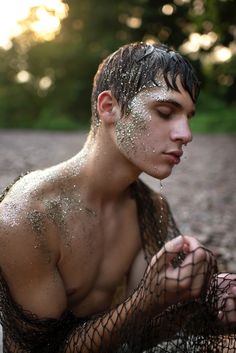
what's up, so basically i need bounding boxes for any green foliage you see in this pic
[192,110,236,133]
[0,0,235,131]
[191,91,236,133]
[33,108,85,130]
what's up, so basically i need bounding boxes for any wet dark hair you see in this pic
[91,42,200,128]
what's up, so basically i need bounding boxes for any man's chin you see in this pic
[147,167,172,181]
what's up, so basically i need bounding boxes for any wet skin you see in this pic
[114,81,195,180]
[0,81,235,328]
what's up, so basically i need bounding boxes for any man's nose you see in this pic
[170,119,193,145]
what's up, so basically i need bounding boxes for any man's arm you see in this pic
[0,216,67,320]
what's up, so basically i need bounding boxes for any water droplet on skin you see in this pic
[160,180,163,190]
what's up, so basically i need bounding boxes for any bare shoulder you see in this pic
[0,170,58,245]
[0,170,67,318]
[0,167,71,267]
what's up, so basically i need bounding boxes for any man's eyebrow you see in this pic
[155,98,195,117]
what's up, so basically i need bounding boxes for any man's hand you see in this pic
[215,273,236,325]
[139,235,215,315]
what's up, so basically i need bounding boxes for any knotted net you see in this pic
[0,177,235,352]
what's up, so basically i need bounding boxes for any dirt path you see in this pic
[0,130,235,272]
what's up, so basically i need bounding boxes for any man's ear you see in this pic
[97,91,119,124]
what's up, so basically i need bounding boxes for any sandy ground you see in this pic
[0,129,236,350]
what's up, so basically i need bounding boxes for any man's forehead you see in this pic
[136,83,189,100]
[131,84,196,114]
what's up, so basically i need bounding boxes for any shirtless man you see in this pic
[0,42,235,353]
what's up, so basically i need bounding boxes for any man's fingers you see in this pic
[217,275,236,325]
[218,296,236,324]
[150,236,185,270]
[218,273,236,280]
[147,235,217,307]
[157,236,185,270]
[175,245,211,299]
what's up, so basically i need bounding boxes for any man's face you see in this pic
[114,78,195,180]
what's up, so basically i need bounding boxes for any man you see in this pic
[0,42,235,353]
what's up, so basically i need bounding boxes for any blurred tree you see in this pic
[0,0,235,129]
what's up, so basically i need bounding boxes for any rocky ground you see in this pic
[0,130,235,272]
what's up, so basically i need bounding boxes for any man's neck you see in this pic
[66,130,141,206]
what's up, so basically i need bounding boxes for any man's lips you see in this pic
[163,150,183,164]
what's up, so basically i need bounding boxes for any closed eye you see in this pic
[154,104,173,119]
[158,111,171,119]
[156,109,172,119]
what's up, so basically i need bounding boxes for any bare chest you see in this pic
[57,200,141,316]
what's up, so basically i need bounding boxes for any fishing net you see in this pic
[0,177,235,352]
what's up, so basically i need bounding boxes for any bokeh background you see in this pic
[0,0,235,132]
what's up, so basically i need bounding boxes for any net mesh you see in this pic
[0,178,235,352]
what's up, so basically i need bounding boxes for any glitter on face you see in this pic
[115,93,149,154]
[114,80,169,159]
